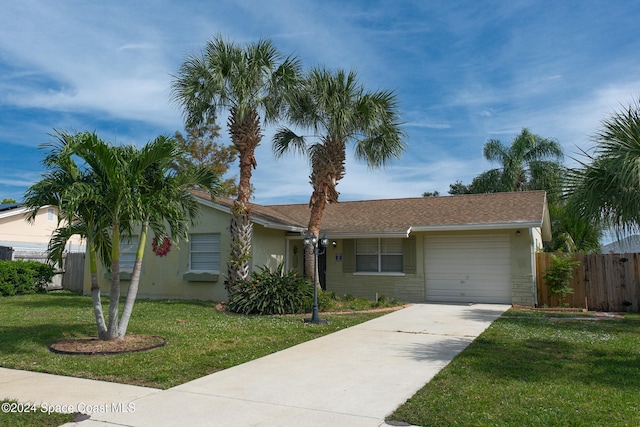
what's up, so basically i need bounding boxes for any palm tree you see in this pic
[567,99,640,237]
[25,131,217,340]
[273,67,405,284]
[117,136,218,338]
[24,131,113,339]
[171,35,302,292]
[473,128,564,200]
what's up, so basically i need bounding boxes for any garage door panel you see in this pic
[425,235,511,304]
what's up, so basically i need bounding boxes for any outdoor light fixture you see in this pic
[303,232,328,324]
[515,230,521,236]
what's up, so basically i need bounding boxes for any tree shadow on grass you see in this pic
[0,323,93,355]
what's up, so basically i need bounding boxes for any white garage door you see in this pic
[425,235,512,304]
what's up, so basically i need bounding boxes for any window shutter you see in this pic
[403,236,416,274]
[342,239,355,273]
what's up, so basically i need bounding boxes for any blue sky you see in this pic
[1,0,639,205]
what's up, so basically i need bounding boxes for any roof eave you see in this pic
[197,197,306,233]
[0,206,36,220]
[410,222,543,233]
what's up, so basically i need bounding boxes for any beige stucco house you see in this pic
[0,203,85,253]
[85,190,550,306]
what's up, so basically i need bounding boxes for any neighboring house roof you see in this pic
[193,190,551,240]
[0,203,20,212]
[601,235,640,253]
[0,204,30,219]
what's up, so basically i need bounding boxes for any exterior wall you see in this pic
[322,236,426,303]
[510,228,538,306]
[250,226,286,273]
[319,229,538,305]
[0,206,84,251]
[83,205,289,302]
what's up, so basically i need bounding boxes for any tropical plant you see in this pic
[566,98,640,237]
[545,203,602,253]
[1,198,17,204]
[24,131,113,338]
[227,263,313,315]
[24,130,217,339]
[172,35,302,293]
[543,253,580,306]
[273,67,405,284]
[471,128,564,200]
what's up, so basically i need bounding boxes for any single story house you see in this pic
[0,203,85,255]
[85,190,550,306]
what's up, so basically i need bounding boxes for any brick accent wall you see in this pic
[512,274,535,306]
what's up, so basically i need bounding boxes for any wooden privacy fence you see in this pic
[536,252,640,312]
[61,252,85,292]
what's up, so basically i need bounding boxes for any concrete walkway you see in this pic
[0,303,510,426]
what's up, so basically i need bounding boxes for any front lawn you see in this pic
[388,309,640,427]
[0,292,386,389]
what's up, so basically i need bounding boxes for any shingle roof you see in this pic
[267,191,549,236]
[193,190,549,238]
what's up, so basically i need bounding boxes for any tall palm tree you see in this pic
[172,35,302,292]
[273,67,405,284]
[567,99,640,237]
[25,131,217,340]
[473,128,564,200]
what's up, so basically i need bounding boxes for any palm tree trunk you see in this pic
[107,222,121,340]
[306,190,328,289]
[227,201,252,293]
[226,108,261,292]
[118,222,147,338]
[88,240,108,340]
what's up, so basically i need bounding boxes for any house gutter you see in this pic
[409,221,542,234]
[0,206,34,219]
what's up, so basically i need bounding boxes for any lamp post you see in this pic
[303,232,328,324]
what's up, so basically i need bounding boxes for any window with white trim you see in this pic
[47,207,55,222]
[355,238,403,272]
[119,237,138,271]
[190,233,221,272]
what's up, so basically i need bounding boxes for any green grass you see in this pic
[388,310,640,427]
[0,291,386,389]
[0,399,73,426]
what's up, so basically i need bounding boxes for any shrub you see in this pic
[0,260,54,296]
[227,263,313,315]
[544,254,580,306]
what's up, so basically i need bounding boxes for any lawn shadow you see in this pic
[0,323,93,354]
[402,336,474,363]
[461,305,511,324]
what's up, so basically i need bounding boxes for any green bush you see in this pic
[0,260,54,296]
[227,263,313,315]
[544,254,580,306]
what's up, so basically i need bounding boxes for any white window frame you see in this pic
[189,233,221,273]
[355,238,403,274]
[46,207,55,222]
[119,236,138,271]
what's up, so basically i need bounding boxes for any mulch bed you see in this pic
[49,335,167,355]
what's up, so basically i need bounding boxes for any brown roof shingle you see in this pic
[192,190,549,237]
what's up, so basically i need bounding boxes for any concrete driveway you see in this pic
[0,303,509,426]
